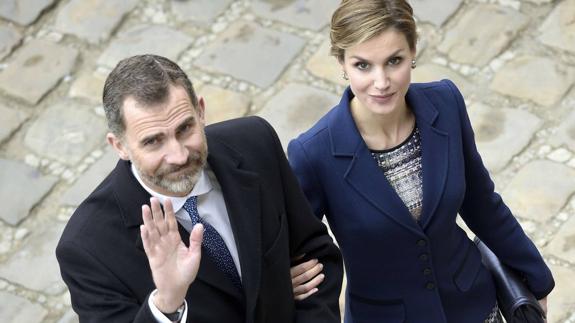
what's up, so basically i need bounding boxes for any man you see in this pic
[56,54,342,322]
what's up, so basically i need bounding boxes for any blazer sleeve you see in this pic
[56,240,157,323]
[444,79,554,299]
[258,117,343,323]
[287,138,327,220]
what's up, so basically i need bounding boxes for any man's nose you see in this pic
[165,139,189,165]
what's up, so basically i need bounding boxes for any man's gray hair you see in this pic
[102,54,199,137]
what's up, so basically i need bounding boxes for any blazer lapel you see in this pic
[406,86,449,229]
[329,88,422,235]
[346,145,422,234]
[177,225,244,299]
[206,137,262,321]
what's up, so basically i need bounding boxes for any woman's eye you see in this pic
[388,57,402,66]
[356,62,369,70]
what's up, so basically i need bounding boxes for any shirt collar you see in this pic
[130,163,213,213]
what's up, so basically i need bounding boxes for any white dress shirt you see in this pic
[131,164,241,323]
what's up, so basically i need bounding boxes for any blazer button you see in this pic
[426,282,435,290]
[417,239,427,247]
[419,253,428,261]
[423,268,432,276]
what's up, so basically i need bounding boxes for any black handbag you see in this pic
[474,237,546,323]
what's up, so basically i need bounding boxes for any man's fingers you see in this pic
[294,273,324,296]
[291,253,306,262]
[292,262,323,286]
[294,287,319,301]
[189,223,204,251]
[150,197,168,235]
[164,198,178,232]
[290,258,318,278]
[140,224,153,256]
[142,205,160,239]
[294,287,318,301]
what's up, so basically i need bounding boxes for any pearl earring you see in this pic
[411,60,417,69]
[342,72,349,80]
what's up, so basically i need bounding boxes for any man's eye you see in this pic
[143,138,157,146]
[179,124,191,133]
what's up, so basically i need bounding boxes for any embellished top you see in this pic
[370,127,423,221]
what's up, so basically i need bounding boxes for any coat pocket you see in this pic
[349,292,406,323]
[453,242,482,292]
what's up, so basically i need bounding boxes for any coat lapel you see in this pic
[329,86,450,234]
[328,88,422,235]
[346,144,422,234]
[206,137,262,321]
[406,85,449,229]
[177,225,244,299]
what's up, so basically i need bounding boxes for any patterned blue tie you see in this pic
[182,196,242,289]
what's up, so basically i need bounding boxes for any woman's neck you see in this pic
[350,97,415,150]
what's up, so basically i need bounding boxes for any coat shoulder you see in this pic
[411,79,463,102]
[411,79,464,105]
[206,116,276,147]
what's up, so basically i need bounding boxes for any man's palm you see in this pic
[140,198,203,311]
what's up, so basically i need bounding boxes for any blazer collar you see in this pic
[328,85,440,157]
[112,159,151,228]
[327,84,448,233]
[328,87,361,157]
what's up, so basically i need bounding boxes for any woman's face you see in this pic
[341,29,415,117]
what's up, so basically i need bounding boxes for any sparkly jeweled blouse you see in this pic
[370,126,423,221]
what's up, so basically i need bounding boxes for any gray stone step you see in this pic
[0,39,78,105]
[0,159,57,226]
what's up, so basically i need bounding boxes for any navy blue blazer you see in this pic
[287,80,554,323]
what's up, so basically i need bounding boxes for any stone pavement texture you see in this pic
[0,0,573,322]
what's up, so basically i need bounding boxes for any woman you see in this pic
[287,0,554,322]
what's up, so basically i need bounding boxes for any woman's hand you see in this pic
[290,257,325,301]
[539,297,548,321]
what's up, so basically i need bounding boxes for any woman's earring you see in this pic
[342,71,349,80]
[411,60,417,69]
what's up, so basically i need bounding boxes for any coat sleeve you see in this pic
[287,138,327,220]
[56,240,157,323]
[444,79,554,299]
[257,117,343,323]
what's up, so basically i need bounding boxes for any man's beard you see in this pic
[135,149,207,195]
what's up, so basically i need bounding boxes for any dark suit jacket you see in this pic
[287,80,554,323]
[56,116,343,323]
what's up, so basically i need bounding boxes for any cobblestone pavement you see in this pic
[0,0,573,322]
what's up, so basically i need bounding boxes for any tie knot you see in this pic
[183,195,200,223]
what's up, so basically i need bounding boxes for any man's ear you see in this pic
[197,96,206,125]
[107,132,130,161]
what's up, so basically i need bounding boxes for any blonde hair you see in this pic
[330,0,417,61]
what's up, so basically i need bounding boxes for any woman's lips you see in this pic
[369,92,395,103]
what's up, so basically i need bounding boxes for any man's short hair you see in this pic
[102,54,199,137]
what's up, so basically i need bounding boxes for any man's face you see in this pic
[108,84,208,197]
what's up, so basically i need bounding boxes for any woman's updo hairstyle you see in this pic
[330,0,418,62]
